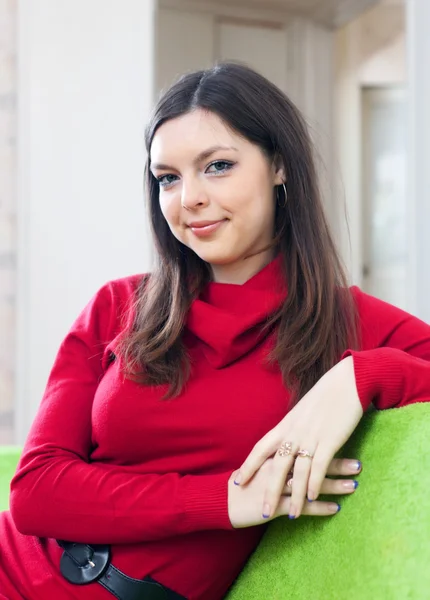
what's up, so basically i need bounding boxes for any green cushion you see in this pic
[227,403,430,600]
[2,405,429,598]
[0,446,21,511]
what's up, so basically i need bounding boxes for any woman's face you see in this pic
[150,109,285,282]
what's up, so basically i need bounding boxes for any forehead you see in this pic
[150,110,242,162]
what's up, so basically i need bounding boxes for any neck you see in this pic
[210,248,276,285]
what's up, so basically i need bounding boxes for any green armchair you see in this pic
[0,446,21,511]
[1,404,429,599]
[227,403,430,599]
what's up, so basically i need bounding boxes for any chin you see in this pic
[194,251,240,266]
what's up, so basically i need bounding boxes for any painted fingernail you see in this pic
[347,460,361,472]
[342,480,358,491]
[234,473,242,486]
[288,514,296,520]
[262,503,271,519]
[307,491,316,502]
[331,503,341,513]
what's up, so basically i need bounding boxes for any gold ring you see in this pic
[296,449,314,459]
[277,442,293,457]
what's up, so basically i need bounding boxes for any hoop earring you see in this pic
[277,183,287,208]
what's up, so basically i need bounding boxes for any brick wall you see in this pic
[0,0,17,445]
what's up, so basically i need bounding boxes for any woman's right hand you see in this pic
[228,457,361,529]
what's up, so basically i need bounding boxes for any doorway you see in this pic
[361,86,407,309]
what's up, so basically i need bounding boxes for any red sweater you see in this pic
[1,258,430,600]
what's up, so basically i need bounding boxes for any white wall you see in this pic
[334,3,406,286]
[406,0,430,323]
[359,32,406,85]
[156,8,215,94]
[0,0,17,445]
[289,19,335,239]
[16,0,156,443]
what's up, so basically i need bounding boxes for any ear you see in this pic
[272,155,286,186]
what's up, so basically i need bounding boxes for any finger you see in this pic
[283,477,358,496]
[302,499,341,517]
[236,432,280,486]
[326,458,362,477]
[276,495,340,518]
[261,443,297,519]
[289,448,315,518]
[281,475,294,495]
[307,446,335,502]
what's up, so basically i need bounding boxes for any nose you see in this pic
[181,179,209,211]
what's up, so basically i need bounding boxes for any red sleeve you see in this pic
[9,279,232,545]
[342,287,430,411]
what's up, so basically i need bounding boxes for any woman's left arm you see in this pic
[342,286,430,410]
[236,287,430,521]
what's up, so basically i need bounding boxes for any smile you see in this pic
[188,220,227,238]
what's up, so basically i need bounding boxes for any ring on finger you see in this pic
[277,441,294,457]
[296,448,314,459]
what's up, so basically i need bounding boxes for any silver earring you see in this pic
[277,183,287,208]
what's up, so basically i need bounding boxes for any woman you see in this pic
[1,63,429,600]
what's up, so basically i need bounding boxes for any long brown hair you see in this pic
[120,62,359,402]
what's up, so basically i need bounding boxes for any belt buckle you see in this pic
[59,542,110,585]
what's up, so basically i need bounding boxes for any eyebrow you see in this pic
[150,145,238,171]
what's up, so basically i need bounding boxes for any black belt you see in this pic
[57,541,187,600]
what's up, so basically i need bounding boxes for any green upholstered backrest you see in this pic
[2,405,430,599]
[0,446,21,511]
[227,403,430,600]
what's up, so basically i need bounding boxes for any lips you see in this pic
[188,219,227,238]
[188,220,224,228]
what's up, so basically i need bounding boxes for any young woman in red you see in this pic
[1,63,429,600]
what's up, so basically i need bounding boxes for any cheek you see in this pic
[159,192,181,227]
[235,183,275,225]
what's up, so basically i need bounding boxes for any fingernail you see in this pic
[330,503,341,513]
[288,514,296,520]
[336,504,341,512]
[262,503,271,519]
[347,460,361,472]
[307,498,313,502]
[307,491,316,502]
[234,473,242,486]
[342,480,358,491]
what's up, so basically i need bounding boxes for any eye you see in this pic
[206,160,235,175]
[156,174,179,188]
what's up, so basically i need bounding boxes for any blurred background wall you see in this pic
[0,0,428,444]
[0,0,16,444]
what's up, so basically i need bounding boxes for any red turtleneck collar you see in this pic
[185,256,287,368]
